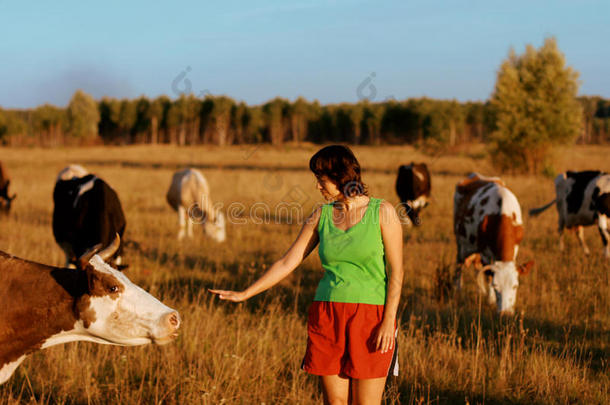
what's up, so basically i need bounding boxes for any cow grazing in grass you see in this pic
[529,171,610,258]
[0,235,180,385]
[166,168,226,242]
[453,173,534,314]
[396,162,431,226]
[0,162,16,214]
[53,166,126,268]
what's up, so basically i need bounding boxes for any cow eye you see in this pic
[108,285,119,293]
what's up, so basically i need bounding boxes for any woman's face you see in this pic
[316,175,341,201]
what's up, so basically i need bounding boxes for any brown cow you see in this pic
[0,235,180,384]
[0,162,16,214]
[453,173,533,314]
[395,162,431,226]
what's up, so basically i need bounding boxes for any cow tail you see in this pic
[528,199,556,217]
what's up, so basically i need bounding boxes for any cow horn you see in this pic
[97,233,121,261]
[77,243,104,269]
[476,267,492,295]
[76,234,120,269]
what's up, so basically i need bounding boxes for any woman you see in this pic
[210,145,404,405]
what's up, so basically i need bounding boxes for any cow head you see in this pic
[477,260,534,315]
[76,235,180,346]
[404,202,422,227]
[0,181,16,214]
[204,211,226,242]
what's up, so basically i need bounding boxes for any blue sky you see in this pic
[0,0,608,108]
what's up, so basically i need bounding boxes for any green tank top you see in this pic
[314,197,387,305]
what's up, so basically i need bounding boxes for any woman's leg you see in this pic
[321,375,350,405]
[351,377,386,405]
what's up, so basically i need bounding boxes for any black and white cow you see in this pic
[529,171,610,258]
[395,162,431,226]
[53,165,126,268]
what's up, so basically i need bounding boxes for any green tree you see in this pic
[263,98,289,145]
[67,90,100,141]
[490,37,582,173]
[289,97,309,143]
[362,101,384,145]
[209,96,234,145]
[32,104,66,146]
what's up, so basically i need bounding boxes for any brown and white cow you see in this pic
[395,162,431,226]
[529,171,610,258]
[0,162,16,214]
[166,168,226,242]
[0,235,180,384]
[453,173,534,314]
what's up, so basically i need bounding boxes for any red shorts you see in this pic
[301,301,398,379]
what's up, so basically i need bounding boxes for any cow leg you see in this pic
[598,215,610,258]
[558,224,565,251]
[178,206,187,240]
[187,210,194,238]
[575,226,590,255]
[453,264,463,290]
[58,242,75,268]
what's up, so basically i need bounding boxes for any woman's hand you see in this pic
[208,289,248,302]
[375,318,396,353]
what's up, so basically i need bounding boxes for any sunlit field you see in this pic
[0,144,608,404]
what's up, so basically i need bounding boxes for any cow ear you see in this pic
[517,260,535,275]
[9,193,16,201]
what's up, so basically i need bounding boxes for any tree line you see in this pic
[1,91,608,148]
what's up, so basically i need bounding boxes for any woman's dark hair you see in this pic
[309,145,368,198]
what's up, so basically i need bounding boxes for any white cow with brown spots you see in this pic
[453,173,534,314]
[166,168,226,242]
[0,235,180,384]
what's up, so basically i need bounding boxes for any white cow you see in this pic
[166,168,226,242]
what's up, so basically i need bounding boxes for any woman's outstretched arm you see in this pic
[209,206,322,302]
[376,200,404,353]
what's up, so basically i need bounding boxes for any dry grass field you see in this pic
[0,143,608,404]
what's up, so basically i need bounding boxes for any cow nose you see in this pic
[163,311,181,331]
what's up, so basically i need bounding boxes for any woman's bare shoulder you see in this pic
[377,199,400,224]
[304,204,324,226]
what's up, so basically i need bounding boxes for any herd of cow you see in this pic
[399,163,609,315]
[0,160,609,386]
